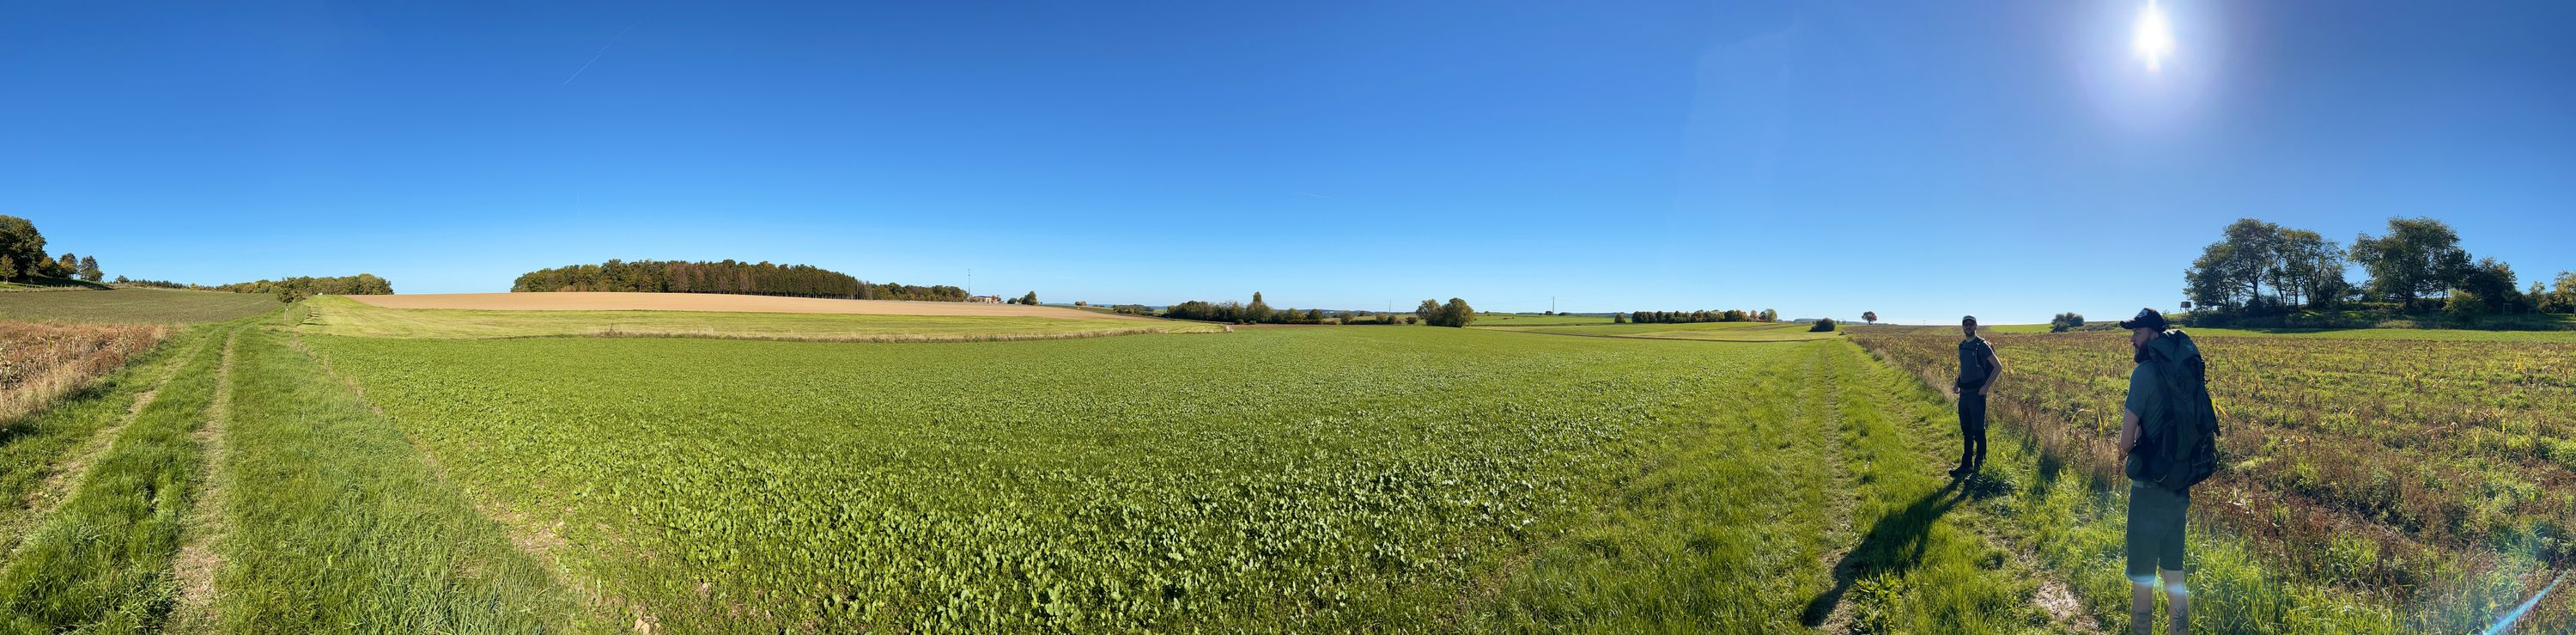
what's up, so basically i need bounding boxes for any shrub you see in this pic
[1809,318,1838,333]
[2049,313,2086,333]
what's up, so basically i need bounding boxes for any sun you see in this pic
[2133,1,2176,72]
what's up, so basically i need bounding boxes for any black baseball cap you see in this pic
[2117,308,2166,330]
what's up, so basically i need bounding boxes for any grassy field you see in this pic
[1470,313,1616,326]
[1850,327,2571,632]
[1480,321,1843,342]
[299,295,1224,341]
[0,289,277,324]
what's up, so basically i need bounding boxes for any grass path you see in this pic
[0,327,213,554]
[167,330,241,632]
[0,321,240,631]
[202,326,598,633]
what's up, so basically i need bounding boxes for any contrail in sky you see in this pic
[562,14,647,86]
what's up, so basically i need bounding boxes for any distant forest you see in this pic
[511,259,968,302]
[211,274,395,302]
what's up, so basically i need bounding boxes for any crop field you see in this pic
[288,325,2094,632]
[351,291,1153,321]
[0,289,278,324]
[1469,313,1616,326]
[1850,327,2573,632]
[1480,321,1843,342]
[301,296,1223,341]
[0,321,167,428]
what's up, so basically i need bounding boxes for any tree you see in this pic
[1809,318,1838,333]
[2457,257,2523,313]
[76,255,102,282]
[1613,312,1627,324]
[1246,292,1273,323]
[1862,311,1877,326]
[2049,312,2086,333]
[2542,271,2576,314]
[2349,217,2470,310]
[0,216,45,280]
[1415,299,1442,325]
[1020,291,1039,306]
[1759,308,1778,322]
[1436,298,1476,327]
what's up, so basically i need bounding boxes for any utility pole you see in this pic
[968,268,974,296]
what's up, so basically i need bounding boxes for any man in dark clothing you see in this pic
[1952,315,2001,476]
[2118,308,2191,635]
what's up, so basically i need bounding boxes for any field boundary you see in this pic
[287,329,647,632]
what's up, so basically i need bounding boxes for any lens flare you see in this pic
[2133,2,2176,72]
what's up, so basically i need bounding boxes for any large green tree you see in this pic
[0,216,44,279]
[2348,217,2471,310]
[77,255,102,282]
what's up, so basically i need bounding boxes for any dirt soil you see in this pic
[348,293,1161,321]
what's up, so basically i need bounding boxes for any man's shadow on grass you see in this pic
[1798,473,1978,627]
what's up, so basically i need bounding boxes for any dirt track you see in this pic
[348,292,1160,321]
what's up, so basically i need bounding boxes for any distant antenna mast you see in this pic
[968,268,974,296]
[1551,296,1557,314]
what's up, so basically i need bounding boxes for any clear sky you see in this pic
[7,1,2573,323]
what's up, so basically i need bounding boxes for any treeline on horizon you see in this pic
[211,274,396,302]
[2183,217,2576,325]
[510,259,968,302]
[1152,292,1477,327]
[1616,308,1777,324]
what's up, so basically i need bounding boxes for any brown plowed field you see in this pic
[348,292,1157,321]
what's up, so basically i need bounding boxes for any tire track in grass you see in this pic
[9,327,212,546]
[1844,343,2105,633]
[203,326,598,633]
[0,321,239,632]
[166,328,240,632]
[1799,342,2047,633]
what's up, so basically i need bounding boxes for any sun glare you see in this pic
[2133,2,2176,72]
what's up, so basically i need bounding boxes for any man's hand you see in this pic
[1978,385,1993,397]
[2119,407,2142,452]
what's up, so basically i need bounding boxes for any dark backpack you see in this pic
[2134,329,2221,492]
[1955,339,1995,389]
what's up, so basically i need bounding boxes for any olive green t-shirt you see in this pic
[2123,361,2165,479]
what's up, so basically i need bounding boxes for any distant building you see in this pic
[968,295,1004,304]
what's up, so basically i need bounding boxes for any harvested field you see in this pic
[305,296,1222,341]
[0,321,168,427]
[351,292,1158,321]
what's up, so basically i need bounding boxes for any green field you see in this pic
[0,289,277,324]
[0,290,2563,632]
[297,296,1224,341]
[1480,321,1843,342]
[1469,313,1617,326]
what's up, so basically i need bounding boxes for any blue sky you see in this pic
[6,1,2573,323]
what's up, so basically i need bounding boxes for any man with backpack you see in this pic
[1953,315,2002,476]
[2117,308,2220,635]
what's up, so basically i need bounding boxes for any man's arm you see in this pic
[1979,349,2002,395]
[2119,407,2142,453]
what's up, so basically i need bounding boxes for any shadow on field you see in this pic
[1800,474,1973,626]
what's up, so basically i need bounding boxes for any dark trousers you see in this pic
[1957,391,1988,468]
